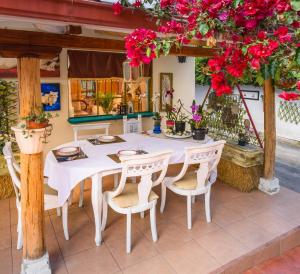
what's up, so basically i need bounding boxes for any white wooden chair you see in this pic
[72,123,111,207]
[102,150,172,253]
[123,114,142,134]
[160,141,225,229]
[3,142,69,250]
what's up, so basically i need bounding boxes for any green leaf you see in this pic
[199,23,209,36]
[291,0,300,11]
[255,72,264,86]
[296,48,300,66]
[146,47,151,57]
[233,0,243,8]
[270,60,278,79]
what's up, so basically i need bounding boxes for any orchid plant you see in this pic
[113,0,300,101]
[189,100,207,129]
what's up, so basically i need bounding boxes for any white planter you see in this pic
[11,126,46,154]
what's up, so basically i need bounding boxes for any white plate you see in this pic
[118,150,137,156]
[163,131,192,139]
[98,135,116,143]
[56,147,80,157]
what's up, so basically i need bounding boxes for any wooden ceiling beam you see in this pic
[0,29,218,58]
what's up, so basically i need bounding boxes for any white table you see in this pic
[44,133,212,245]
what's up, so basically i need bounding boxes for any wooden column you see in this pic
[17,57,46,260]
[263,78,276,180]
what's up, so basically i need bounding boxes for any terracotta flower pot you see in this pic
[26,120,49,129]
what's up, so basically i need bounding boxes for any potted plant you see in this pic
[189,101,208,140]
[98,93,115,115]
[173,102,188,133]
[165,105,175,129]
[153,112,162,134]
[238,130,249,146]
[12,111,58,154]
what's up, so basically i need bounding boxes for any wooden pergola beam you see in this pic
[0,44,61,59]
[0,29,218,58]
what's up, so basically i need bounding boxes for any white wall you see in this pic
[196,84,300,141]
[153,56,195,115]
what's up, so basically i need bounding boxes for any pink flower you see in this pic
[279,92,300,101]
[112,2,122,15]
[297,81,300,91]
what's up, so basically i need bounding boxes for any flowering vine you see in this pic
[115,0,300,100]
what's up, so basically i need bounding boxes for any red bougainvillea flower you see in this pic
[274,26,292,43]
[133,0,142,8]
[279,92,300,101]
[112,1,122,15]
[125,28,157,66]
[211,72,232,96]
[297,81,300,90]
[160,0,175,9]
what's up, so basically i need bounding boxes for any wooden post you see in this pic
[263,78,276,179]
[17,57,47,264]
[259,78,279,194]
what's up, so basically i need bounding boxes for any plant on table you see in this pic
[172,100,189,133]
[113,0,300,101]
[189,100,208,140]
[153,112,162,133]
[97,93,115,114]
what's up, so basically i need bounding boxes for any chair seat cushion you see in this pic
[174,172,197,190]
[112,183,158,208]
[44,183,58,196]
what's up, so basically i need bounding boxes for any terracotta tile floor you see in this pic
[245,245,300,274]
[1,177,300,274]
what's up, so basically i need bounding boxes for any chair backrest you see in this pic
[111,150,172,206]
[123,114,142,134]
[173,140,226,189]
[72,123,110,142]
[2,142,21,202]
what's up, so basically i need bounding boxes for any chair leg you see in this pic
[68,191,73,206]
[62,202,69,240]
[101,199,108,231]
[113,174,118,188]
[192,195,195,204]
[56,207,61,217]
[126,213,132,253]
[187,195,192,229]
[150,206,157,242]
[17,206,23,250]
[205,187,212,223]
[160,183,167,213]
[79,180,84,207]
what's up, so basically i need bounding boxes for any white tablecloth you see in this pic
[44,133,213,206]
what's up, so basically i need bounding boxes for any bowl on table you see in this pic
[56,147,80,157]
[98,135,116,143]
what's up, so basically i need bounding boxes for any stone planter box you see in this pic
[217,142,263,192]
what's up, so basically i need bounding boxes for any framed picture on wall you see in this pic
[160,72,173,111]
[241,90,260,101]
[41,83,61,111]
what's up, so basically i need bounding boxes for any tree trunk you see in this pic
[263,78,276,180]
[17,57,46,260]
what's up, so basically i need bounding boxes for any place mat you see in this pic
[52,148,88,163]
[107,150,148,163]
[87,136,126,145]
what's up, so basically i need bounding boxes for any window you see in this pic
[68,50,152,118]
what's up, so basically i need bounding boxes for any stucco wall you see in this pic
[196,84,300,142]
[153,56,196,114]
